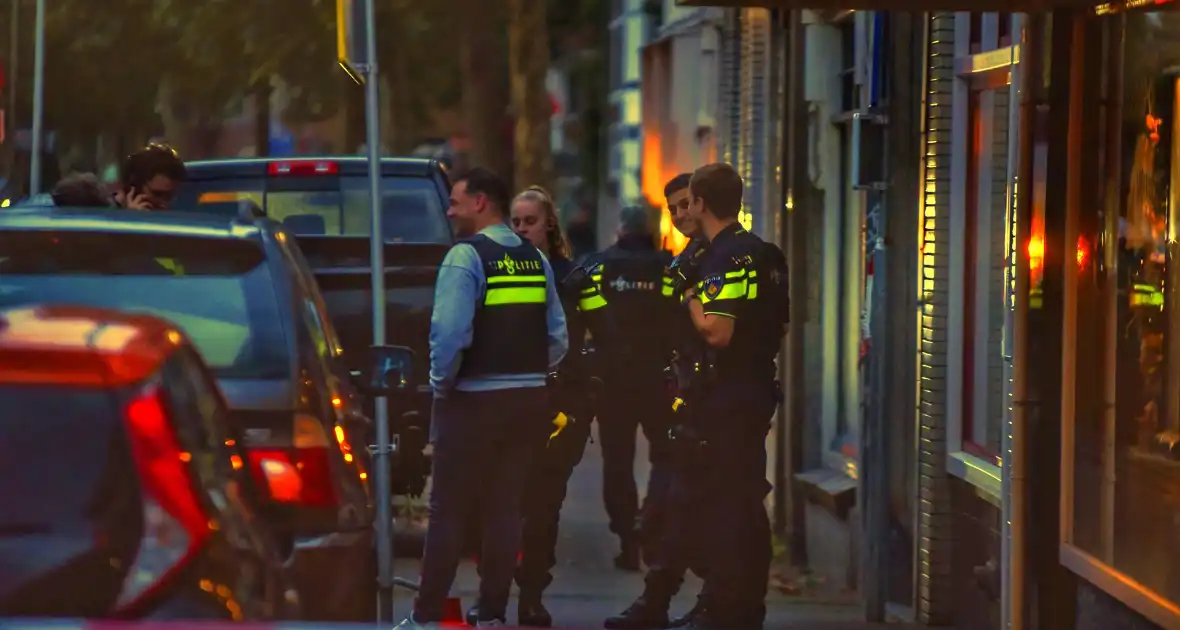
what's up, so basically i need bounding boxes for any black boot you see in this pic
[517,592,552,628]
[464,604,479,627]
[614,536,641,572]
[668,600,705,628]
[603,595,670,630]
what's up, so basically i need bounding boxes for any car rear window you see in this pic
[175,175,450,244]
[0,232,289,379]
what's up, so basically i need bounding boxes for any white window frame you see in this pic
[945,12,1020,499]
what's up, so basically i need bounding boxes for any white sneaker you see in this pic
[394,615,439,629]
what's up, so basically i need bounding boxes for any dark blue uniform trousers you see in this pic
[696,386,774,623]
[414,387,550,622]
[642,462,710,596]
[598,377,673,544]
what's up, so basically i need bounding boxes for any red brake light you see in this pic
[116,385,211,614]
[245,414,339,508]
[267,160,338,176]
[0,306,180,387]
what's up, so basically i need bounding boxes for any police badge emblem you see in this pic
[702,274,724,299]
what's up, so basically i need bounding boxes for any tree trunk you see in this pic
[458,0,508,177]
[253,79,271,157]
[154,76,189,157]
[343,75,366,154]
[507,0,552,192]
[385,51,416,155]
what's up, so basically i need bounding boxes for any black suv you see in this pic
[175,157,453,497]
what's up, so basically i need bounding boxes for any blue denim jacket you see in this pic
[428,222,568,397]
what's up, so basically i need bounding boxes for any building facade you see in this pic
[672,1,1180,628]
[602,0,654,243]
[638,1,725,252]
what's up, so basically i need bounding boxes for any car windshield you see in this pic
[176,174,450,244]
[0,231,289,379]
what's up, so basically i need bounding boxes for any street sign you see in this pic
[336,0,369,84]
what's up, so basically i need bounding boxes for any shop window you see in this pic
[1063,10,1180,621]
[946,13,1018,494]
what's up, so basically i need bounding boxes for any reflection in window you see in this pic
[960,81,1010,461]
[1071,10,1180,606]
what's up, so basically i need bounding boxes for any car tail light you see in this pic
[245,414,339,507]
[116,385,211,613]
[267,160,338,176]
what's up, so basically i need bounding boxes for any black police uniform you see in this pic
[685,223,787,630]
[639,235,709,565]
[513,253,599,625]
[413,233,554,625]
[584,233,678,568]
[604,236,713,630]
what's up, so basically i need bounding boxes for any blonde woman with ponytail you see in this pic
[510,185,573,262]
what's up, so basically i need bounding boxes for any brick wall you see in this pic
[917,11,956,626]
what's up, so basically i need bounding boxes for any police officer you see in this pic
[676,163,787,630]
[639,173,706,567]
[604,174,712,630]
[464,185,600,627]
[585,205,679,572]
[398,168,569,628]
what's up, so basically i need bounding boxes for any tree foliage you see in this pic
[508,0,552,191]
[1,0,600,165]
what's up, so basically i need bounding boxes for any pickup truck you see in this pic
[176,157,451,497]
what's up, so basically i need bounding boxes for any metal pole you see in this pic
[1000,15,1024,630]
[361,0,393,621]
[9,0,18,136]
[28,0,43,194]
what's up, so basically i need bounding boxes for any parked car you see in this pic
[0,304,299,620]
[0,207,377,621]
[175,157,453,497]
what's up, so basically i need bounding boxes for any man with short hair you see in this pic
[675,162,786,630]
[399,167,569,628]
[605,175,711,630]
[114,143,186,210]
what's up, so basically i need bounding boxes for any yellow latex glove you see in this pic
[548,412,569,443]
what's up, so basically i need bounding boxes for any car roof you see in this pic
[0,304,185,387]
[184,156,443,179]
[0,206,265,239]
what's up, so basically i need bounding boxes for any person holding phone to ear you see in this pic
[113,143,186,210]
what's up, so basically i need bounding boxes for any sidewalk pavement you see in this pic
[390,426,921,629]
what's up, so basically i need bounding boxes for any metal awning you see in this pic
[676,0,1098,11]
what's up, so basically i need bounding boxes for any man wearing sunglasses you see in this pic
[114,143,186,210]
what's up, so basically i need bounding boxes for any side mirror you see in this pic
[354,344,414,397]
